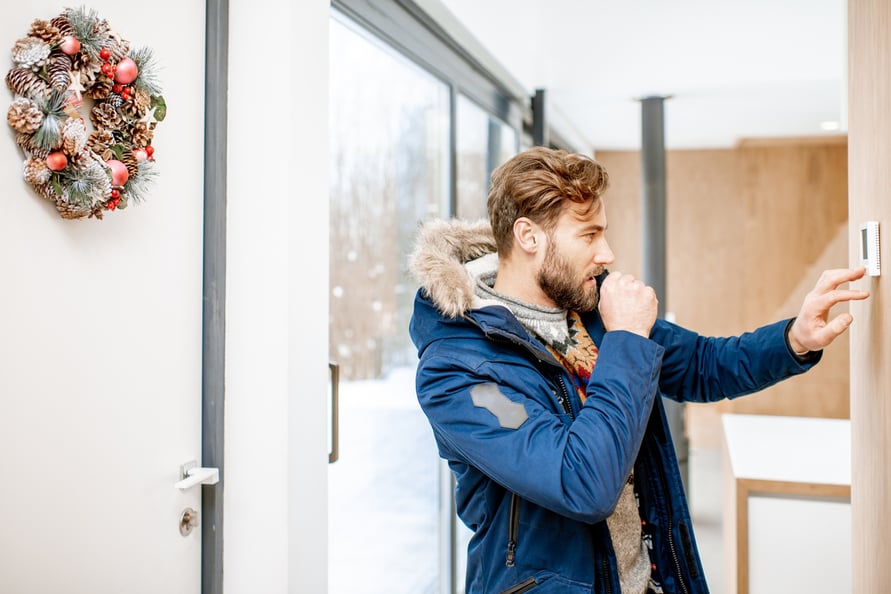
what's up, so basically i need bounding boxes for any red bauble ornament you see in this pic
[145,145,154,157]
[106,159,129,186]
[114,57,138,85]
[60,36,81,56]
[45,151,68,171]
[111,189,120,199]
[99,47,111,61]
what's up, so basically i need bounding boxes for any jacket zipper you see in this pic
[666,514,689,594]
[600,555,613,594]
[554,375,574,419]
[653,442,689,594]
[505,492,520,567]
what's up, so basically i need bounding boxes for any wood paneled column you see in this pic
[849,0,891,591]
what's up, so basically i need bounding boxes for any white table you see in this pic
[721,414,851,594]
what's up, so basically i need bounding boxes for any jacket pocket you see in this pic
[499,576,537,594]
[499,572,591,594]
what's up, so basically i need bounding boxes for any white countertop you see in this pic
[722,413,851,486]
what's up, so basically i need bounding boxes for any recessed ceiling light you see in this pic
[820,120,841,131]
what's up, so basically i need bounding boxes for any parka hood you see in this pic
[408,218,501,319]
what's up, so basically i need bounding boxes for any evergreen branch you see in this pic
[60,160,110,206]
[31,91,68,151]
[125,159,159,203]
[63,6,104,60]
[129,46,164,96]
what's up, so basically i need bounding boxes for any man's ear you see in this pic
[513,217,541,254]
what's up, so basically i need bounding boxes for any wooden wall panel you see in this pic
[849,0,891,591]
[596,151,642,279]
[597,139,849,448]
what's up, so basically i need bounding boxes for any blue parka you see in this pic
[408,220,820,594]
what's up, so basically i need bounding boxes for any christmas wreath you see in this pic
[5,6,166,220]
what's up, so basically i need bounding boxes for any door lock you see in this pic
[180,507,199,536]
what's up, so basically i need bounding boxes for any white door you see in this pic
[0,3,207,592]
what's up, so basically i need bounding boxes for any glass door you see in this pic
[328,13,450,594]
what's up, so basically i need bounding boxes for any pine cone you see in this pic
[28,19,62,45]
[91,101,122,130]
[6,68,50,98]
[16,132,50,158]
[121,89,152,120]
[121,150,139,179]
[105,32,130,63]
[132,88,150,112]
[47,53,72,91]
[87,156,113,197]
[86,76,112,100]
[87,129,115,159]
[23,157,52,185]
[62,118,88,155]
[130,122,154,148]
[11,37,51,70]
[7,97,44,133]
[32,179,60,204]
[49,16,74,38]
[57,200,92,220]
[72,51,96,76]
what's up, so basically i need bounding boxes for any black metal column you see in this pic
[640,95,688,490]
[532,88,548,146]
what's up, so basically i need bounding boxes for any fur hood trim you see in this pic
[408,218,499,319]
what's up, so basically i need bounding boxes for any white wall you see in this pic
[226,1,329,593]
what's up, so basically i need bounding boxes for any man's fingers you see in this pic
[833,313,854,333]
[813,267,867,294]
[816,288,872,309]
[801,313,854,351]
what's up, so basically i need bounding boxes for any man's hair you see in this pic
[487,146,610,256]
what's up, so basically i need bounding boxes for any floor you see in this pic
[688,447,725,594]
[328,368,727,594]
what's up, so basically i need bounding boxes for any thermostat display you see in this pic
[859,221,880,276]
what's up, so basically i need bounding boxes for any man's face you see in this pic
[536,201,614,312]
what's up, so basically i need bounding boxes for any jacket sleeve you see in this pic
[652,317,822,403]
[416,330,664,524]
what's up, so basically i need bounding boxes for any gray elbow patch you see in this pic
[470,383,528,429]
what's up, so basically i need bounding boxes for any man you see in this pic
[408,146,868,594]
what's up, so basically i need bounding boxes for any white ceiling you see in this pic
[436,0,847,151]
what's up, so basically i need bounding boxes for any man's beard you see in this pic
[536,241,601,312]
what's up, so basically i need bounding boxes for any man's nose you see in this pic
[595,242,615,265]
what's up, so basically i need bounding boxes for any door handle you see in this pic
[329,361,340,464]
[175,460,220,490]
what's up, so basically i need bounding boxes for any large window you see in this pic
[328,14,450,594]
[328,2,532,592]
[456,94,518,219]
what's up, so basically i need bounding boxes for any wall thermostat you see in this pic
[859,221,880,276]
